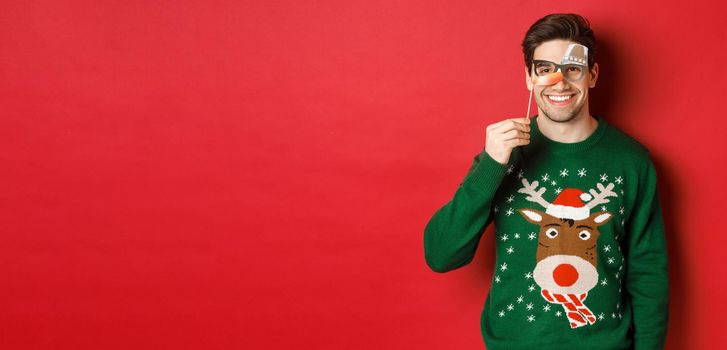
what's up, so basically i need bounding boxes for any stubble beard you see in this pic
[541,103,584,123]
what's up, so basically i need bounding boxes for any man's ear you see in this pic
[588,62,599,88]
[525,66,533,90]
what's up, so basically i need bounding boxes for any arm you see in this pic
[423,150,509,273]
[624,157,670,349]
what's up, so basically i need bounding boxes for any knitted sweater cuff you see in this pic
[464,151,509,194]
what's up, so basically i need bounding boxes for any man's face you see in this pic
[527,40,598,123]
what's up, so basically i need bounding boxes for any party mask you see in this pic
[531,44,589,85]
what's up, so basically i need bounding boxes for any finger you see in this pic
[501,129,530,141]
[505,138,530,148]
[487,117,530,132]
[502,119,531,133]
[495,121,531,135]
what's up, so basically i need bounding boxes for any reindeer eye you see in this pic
[545,228,558,238]
[578,230,591,240]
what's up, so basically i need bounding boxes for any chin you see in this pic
[541,110,578,123]
[541,104,584,123]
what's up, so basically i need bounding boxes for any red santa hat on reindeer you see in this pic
[545,188,593,220]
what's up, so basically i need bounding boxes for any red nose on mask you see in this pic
[532,71,564,86]
[553,263,579,287]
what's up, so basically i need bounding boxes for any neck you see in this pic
[535,111,598,143]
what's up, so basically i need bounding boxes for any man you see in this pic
[423,13,669,350]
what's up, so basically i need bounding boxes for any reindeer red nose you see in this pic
[553,264,579,287]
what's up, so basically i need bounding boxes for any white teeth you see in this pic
[548,95,572,102]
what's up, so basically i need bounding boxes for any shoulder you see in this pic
[600,118,653,161]
[599,118,660,187]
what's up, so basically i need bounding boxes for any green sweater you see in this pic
[424,115,669,350]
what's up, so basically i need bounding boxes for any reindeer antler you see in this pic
[585,182,618,209]
[518,178,551,209]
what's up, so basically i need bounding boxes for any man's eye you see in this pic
[567,66,581,72]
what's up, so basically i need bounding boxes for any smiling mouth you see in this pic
[545,94,576,106]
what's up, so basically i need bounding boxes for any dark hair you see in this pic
[522,14,597,72]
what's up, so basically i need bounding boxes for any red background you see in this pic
[2,1,726,349]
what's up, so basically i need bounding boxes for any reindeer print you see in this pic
[517,178,617,329]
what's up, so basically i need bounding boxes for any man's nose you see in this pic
[549,74,570,90]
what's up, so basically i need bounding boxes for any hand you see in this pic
[485,117,531,165]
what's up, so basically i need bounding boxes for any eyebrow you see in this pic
[545,223,561,227]
[533,59,585,67]
[576,225,593,229]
